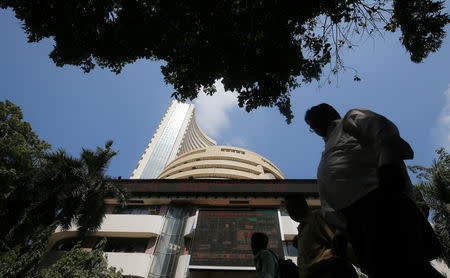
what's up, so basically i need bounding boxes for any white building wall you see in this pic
[175,255,191,278]
[106,253,153,278]
[281,216,299,240]
[183,215,197,236]
[53,214,163,234]
[96,214,163,235]
[49,214,164,247]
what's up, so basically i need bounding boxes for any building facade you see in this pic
[45,101,319,278]
[157,145,284,180]
[131,100,216,179]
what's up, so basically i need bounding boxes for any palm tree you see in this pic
[8,141,127,243]
[1,100,127,277]
[1,141,127,277]
[409,148,450,266]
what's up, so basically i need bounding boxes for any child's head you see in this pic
[251,232,269,255]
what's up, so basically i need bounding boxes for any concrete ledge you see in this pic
[49,214,163,247]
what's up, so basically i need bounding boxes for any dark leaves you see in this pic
[2,0,448,122]
[36,238,122,277]
[393,0,449,63]
[0,101,127,262]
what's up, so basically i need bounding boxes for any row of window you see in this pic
[221,148,245,155]
[112,205,161,215]
[52,237,152,253]
[161,155,259,177]
[52,237,298,258]
[261,158,280,173]
[160,159,266,179]
[111,205,303,218]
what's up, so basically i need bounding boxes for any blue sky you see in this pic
[1,7,449,181]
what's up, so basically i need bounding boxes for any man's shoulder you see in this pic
[259,249,274,257]
[343,108,375,119]
[258,249,278,262]
[342,108,392,134]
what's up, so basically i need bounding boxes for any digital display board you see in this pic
[122,179,318,195]
[189,209,283,267]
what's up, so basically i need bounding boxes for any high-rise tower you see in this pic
[131,100,216,179]
[44,100,320,278]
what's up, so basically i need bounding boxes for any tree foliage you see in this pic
[0,99,52,248]
[1,1,448,123]
[409,148,450,266]
[0,100,127,275]
[0,100,51,236]
[0,225,56,278]
[37,239,122,278]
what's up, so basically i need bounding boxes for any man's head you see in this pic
[305,103,341,137]
[284,194,310,222]
[251,232,269,255]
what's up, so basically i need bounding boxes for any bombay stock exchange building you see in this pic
[45,100,319,278]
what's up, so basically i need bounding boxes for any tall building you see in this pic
[45,101,320,278]
[131,100,216,179]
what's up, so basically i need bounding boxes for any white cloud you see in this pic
[434,84,450,150]
[194,80,238,139]
[224,137,249,148]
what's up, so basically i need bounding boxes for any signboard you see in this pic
[189,209,283,268]
[122,179,317,195]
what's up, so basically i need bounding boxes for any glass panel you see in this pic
[141,103,190,178]
[148,206,189,278]
[166,255,176,276]
[150,256,162,275]
[283,241,298,257]
[156,235,170,253]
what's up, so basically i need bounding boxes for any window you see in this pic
[183,237,192,255]
[113,205,161,215]
[52,237,100,251]
[283,241,298,257]
[52,237,150,253]
[220,148,245,155]
[52,237,79,251]
[104,237,149,253]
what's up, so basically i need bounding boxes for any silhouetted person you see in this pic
[305,103,443,278]
[251,232,279,278]
[285,195,358,278]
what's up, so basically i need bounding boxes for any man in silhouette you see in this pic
[251,232,279,278]
[304,103,443,277]
[285,194,358,278]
